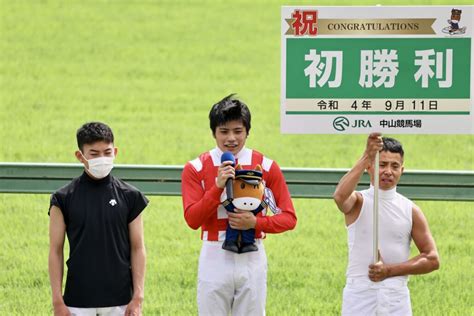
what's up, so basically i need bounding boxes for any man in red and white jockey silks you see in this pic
[181,94,297,316]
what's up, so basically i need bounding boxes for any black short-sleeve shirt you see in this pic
[49,172,149,308]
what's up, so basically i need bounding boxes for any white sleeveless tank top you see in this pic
[346,186,413,281]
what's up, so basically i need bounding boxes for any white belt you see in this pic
[346,277,408,288]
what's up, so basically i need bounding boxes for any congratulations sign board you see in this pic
[281,6,473,134]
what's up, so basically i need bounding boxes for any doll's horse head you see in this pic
[232,164,264,211]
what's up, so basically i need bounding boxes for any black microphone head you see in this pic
[221,151,235,166]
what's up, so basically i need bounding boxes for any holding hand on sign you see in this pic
[368,251,389,282]
[364,132,384,166]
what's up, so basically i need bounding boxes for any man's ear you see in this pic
[75,150,88,168]
[75,150,83,162]
[114,147,118,157]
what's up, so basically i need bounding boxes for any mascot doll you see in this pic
[222,164,268,253]
[448,9,461,33]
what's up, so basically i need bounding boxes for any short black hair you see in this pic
[76,122,114,151]
[382,137,404,159]
[209,94,251,135]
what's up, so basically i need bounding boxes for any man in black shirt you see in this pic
[48,122,148,316]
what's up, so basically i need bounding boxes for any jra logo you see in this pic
[333,117,372,131]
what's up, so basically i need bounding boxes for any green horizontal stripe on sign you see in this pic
[286,38,471,99]
[285,111,471,115]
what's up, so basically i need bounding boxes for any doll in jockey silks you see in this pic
[221,164,268,253]
[448,9,462,33]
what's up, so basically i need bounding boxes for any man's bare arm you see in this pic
[369,204,440,281]
[126,214,146,315]
[48,205,70,316]
[334,133,383,215]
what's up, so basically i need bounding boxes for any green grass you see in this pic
[0,0,473,315]
[0,195,472,315]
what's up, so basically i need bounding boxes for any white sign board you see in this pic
[281,6,473,134]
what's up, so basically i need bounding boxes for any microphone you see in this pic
[221,151,235,200]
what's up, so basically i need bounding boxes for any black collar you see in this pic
[80,171,112,185]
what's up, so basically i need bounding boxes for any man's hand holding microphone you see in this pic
[217,152,236,200]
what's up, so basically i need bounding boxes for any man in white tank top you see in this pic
[333,133,440,316]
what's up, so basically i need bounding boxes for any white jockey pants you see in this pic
[67,305,127,316]
[342,277,412,316]
[197,240,267,316]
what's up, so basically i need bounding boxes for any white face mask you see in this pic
[83,155,114,179]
